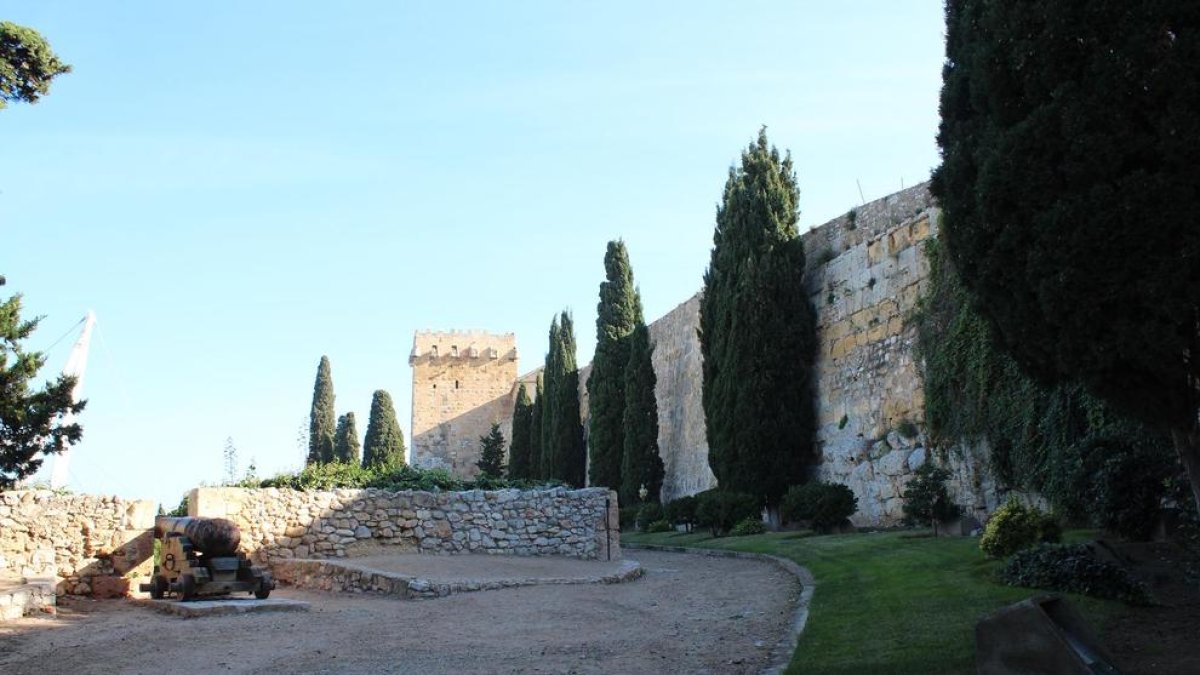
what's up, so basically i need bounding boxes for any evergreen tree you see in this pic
[0,276,85,488]
[529,376,545,480]
[932,1,1200,512]
[587,240,642,493]
[552,311,587,487]
[307,356,335,465]
[507,384,533,479]
[620,322,664,505]
[538,318,561,480]
[362,390,406,469]
[476,422,507,478]
[698,129,818,508]
[333,412,361,465]
[1,22,71,110]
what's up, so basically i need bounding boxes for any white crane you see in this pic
[50,310,95,489]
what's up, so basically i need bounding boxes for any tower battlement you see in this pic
[409,330,520,476]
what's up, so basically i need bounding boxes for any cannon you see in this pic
[139,516,274,601]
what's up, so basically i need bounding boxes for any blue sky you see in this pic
[1,2,945,507]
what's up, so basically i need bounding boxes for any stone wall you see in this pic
[410,330,520,477]
[191,486,621,562]
[0,491,156,595]
[612,182,999,524]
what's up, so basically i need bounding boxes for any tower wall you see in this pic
[409,331,519,477]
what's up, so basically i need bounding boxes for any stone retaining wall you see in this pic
[0,491,156,595]
[190,486,621,562]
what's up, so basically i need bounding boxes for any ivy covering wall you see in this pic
[914,236,1189,538]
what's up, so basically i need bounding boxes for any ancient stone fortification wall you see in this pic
[626,183,998,523]
[191,486,620,562]
[410,330,520,477]
[648,293,716,502]
[0,491,156,595]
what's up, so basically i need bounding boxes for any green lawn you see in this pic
[623,529,1123,675]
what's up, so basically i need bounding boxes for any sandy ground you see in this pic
[0,551,798,675]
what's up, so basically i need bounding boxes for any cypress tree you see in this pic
[476,422,507,478]
[587,240,642,493]
[362,390,406,469]
[620,322,664,505]
[307,356,336,465]
[932,0,1200,513]
[333,412,361,465]
[552,311,587,487]
[698,129,818,508]
[538,318,561,480]
[529,376,545,480]
[508,384,533,479]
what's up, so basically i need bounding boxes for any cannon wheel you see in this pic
[254,573,272,600]
[179,574,197,601]
[149,575,166,600]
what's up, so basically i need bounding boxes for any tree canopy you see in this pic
[333,412,361,465]
[1,276,85,488]
[307,356,335,465]
[362,390,405,469]
[620,322,664,505]
[476,422,506,478]
[699,129,818,508]
[507,383,533,479]
[931,0,1200,510]
[0,21,70,110]
[588,240,642,493]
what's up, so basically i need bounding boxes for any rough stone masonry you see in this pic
[190,486,621,563]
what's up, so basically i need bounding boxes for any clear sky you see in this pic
[1,1,945,508]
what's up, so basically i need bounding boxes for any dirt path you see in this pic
[0,551,798,674]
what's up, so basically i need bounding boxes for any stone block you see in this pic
[91,576,130,599]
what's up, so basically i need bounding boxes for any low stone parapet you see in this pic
[191,486,622,563]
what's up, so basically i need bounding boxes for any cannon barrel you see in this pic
[155,516,241,556]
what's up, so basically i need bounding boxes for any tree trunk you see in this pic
[1171,428,1200,517]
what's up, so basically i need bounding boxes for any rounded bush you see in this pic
[1001,543,1152,605]
[695,490,760,537]
[636,502,665,530]
[782,482,858,533]
[730,518,766,536]
[646,519,674,533]
[665,495,698,531]
[980,496,1061,558]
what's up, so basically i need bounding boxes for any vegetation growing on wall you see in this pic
[258,461,557,492]
[914,238,1188,538]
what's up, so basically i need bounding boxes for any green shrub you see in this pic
[619,506,639,531]
[782,482,858,533]
[902,463,961,531]
[1000,543,1152,605]
[695,490,760,537]
[646,519,674,533]
[665,495,698,532]
[256,461,560,493]
[636,502,665,530]
[730,518,766,536]
[980,496,1061,558]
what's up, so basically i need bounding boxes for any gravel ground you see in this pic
[0,550,798,674]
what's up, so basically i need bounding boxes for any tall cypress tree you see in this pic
[538,317,561,480]
[307,356,336,465]
[699,129,817,508]
[552,311,587,487]
[620,322,664,505]
[333,412,361,465]
[530,376,545,480]
[508,384,533,479]
[362,390,406,469]
[587,240,641,493]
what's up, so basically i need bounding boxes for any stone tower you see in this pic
[409,331,519,477]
